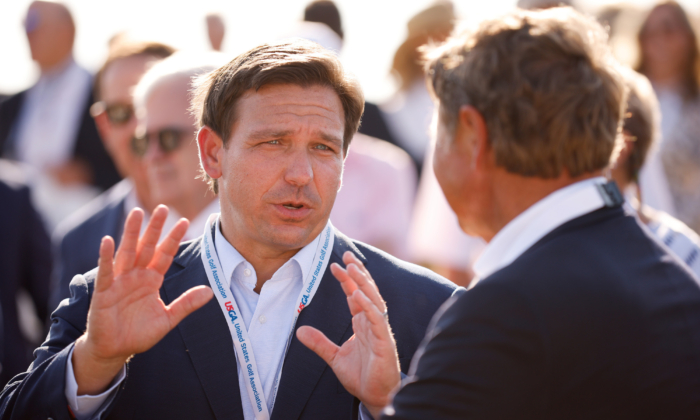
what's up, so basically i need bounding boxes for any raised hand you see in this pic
[72,206,213,395]
[297,251,401,418]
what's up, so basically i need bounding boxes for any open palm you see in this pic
[297,252,401,415]
[73,206,213,395]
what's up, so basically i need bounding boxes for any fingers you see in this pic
[166,285,214,328]
[95,236,115,292]
[148,218,189,275]
[114,208,144,274]
[352,289,392,342]
[296,326,340,366]
[346,264,387,313]
[134,205,169,268]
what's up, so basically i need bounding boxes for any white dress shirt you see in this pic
[64,214,322,420]
[472,177,608,283]
[14,57,92,170]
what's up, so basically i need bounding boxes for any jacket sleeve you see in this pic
[18,185,52,323]
[383,282,547,420]
[0,270,124,420]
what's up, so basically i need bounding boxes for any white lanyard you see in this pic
[200,214,334,420]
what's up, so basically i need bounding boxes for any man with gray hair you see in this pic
[299,7,700,419]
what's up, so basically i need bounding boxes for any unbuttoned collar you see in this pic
[472,177,607,282]
[214,218,323,289]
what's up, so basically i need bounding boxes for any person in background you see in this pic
[637,1,700,224]
[206,13,225,52]
[130,52,222,240]
[295,1,418,259]
[611,68,700,276]
[0,1,121,229]
[381,1,455,173]
[0,160,52,385]
[50,40,175,310]
[303,0,397,145]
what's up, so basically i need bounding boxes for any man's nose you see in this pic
[284,149,314,186]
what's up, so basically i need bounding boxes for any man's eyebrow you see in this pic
[319,132,343,147]
[248,129,294,140]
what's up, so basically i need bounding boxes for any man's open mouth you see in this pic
[283,203,304,210]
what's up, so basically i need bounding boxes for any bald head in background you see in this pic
[25,1,75,72]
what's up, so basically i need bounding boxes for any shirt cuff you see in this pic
[64,345,126,420]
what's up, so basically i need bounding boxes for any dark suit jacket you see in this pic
[386,205,700,419]
[0,161,52,385]
[49,180,130,310]
[0,229,458,419]
[0,88,121,191]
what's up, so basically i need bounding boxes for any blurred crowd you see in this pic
[1,0,699,387]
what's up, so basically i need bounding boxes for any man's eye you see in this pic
[267,140,280,145]
[315,144,331,151]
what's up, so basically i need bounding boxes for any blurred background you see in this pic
[2,0,700,385]
[2,0,698,101]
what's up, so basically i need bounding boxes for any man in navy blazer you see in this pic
[301,7,700,419]
[0,41,457,419]
[0,160,52,385]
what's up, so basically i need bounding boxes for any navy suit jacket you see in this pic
[0,161,52,385]
[0,89,121,191]
[386,205,700,419]
[0,229,458,419]
[50,180,130,310]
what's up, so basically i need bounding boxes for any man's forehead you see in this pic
[240,84,344,116]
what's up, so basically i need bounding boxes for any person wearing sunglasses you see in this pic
[50,40,174,311]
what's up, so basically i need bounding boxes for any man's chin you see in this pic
[261,221,326,251]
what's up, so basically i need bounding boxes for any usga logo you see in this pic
[297,294,309,313]
[225,301,238,322]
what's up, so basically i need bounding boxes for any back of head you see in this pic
[304,0,343,40]
[393,1,455,89]
[427,7,626,179]
[192,39,364,193]
[94,39,176,101]
[620,68,660,182]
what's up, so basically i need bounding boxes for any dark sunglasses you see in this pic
[91,102,135,126]
[131,128,188,157]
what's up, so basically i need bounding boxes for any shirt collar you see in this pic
[214,218,324,288]
[472,176,607,282]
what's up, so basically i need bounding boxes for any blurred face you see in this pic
[432,106,484,237]
[24,2,73,71]
[96,55,155,179]
[218,83,345,252]
[141,78,207,211]
[640,5,693,82]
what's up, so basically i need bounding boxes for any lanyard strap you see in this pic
[200,214,334,420]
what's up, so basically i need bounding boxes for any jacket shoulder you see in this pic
[351,239,459,300]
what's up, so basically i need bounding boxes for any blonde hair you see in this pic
[427,7,627,178]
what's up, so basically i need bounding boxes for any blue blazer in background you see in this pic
[50,180,131,310]
[0,229,458,419]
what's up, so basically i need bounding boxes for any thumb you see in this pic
[166,286,214,328]
[297,326,339,366]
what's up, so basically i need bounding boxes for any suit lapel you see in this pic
[162,241,244,420]
[271,231,367,420]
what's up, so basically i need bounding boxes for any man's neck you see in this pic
[219,222,303,294]
[173,192,216,222]
[475,170,604,242]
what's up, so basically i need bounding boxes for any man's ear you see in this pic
[457,105,489,170]
[198,126,224,180]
